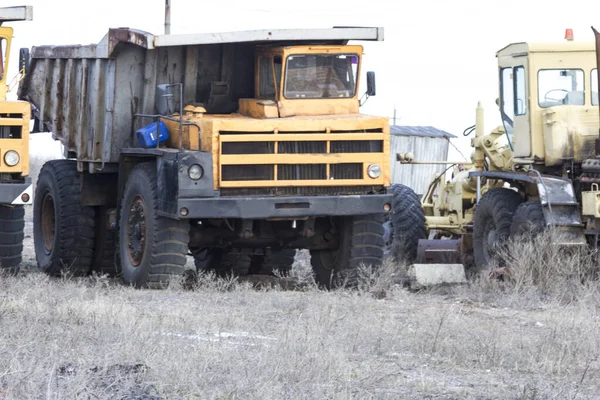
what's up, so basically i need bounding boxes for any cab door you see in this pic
[499,58,530,157]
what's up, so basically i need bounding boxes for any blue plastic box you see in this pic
[136,121,169,148]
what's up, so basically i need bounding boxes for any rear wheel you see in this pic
[472,188,522,270]
[383,183,426,263]
[33,160,95,276]
[310,214,385,289]
[119,163,189,288]
[510,201,545,238]
[0,205,25,274]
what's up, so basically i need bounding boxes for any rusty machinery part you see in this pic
[472,188,523,270]
[118,163,189,288]
[0,205,24,274]
[383,183,426,263]
[580,158,600,183]
[310,214,385,289]
[33,160,96,277]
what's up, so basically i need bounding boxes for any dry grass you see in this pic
[2,243,600,399]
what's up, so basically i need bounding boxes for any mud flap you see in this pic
[536,176,587,246]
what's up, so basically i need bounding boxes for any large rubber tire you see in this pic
[510,200,545,238]
[0,205,25,274]
[383,183,427,263]
[33,160,96,276]
[310,214,385,289]
[472,188,522,270]
[119,163,189,288]
[250,248,296,276]
[92,206,118,277]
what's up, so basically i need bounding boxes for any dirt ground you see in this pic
[8,206,600,399]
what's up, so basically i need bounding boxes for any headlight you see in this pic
[367,163,381,179]
[188,164,203,180]
[4,151,19,167]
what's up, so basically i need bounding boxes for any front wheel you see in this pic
[310,214,385,289]
[383,183,426,263]
[33,160,95,276]
[472,188,522,270]
[0,205,25,274]
[119,163,189,288]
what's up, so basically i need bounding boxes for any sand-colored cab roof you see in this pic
[496,41,596,58]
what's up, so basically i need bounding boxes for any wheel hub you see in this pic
[41,190,56,254]
[127,196,147,267]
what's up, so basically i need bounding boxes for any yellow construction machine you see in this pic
[0,5,32,274]
[386,28,600,275]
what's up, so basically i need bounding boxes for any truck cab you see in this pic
[496,37,599,167]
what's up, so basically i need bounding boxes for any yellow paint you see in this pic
[238,99,279,119]
[219,132,386,142]
[221,153,384,165]
[0,25,31,180]
[158,43,388,193]
[220,178,384,188]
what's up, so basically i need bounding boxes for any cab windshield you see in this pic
[284,54,358,99]
[538,69,584,107]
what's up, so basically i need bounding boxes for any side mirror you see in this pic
[366,71,376,97]
[155,84,174,115]
[19,48,30,74]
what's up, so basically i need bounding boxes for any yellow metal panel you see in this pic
[219,133,386,142]
[239,99,280,119]
[0,118,23,126]
[220,153,384,165]
[220,178,384,188]
[278,98,359,118]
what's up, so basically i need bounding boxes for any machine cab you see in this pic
[239,45,371,118]
[497,36,598,165]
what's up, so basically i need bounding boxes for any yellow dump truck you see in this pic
[0,6,32,274]
[18,27,393,288]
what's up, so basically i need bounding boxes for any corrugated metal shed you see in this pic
[390,126,456,196]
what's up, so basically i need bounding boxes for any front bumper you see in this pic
[0,177,32,205]
[175,193,393,219]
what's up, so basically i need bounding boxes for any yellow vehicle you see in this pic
[18,27,392,288]
[387,28,600,272]
[0,6,32,274]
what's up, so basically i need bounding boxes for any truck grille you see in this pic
[218,128,387,196]
[221,186,385,197]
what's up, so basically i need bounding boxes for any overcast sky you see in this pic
[5,0,600,160]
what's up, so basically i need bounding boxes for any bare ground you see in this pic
[7,221,600,399]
